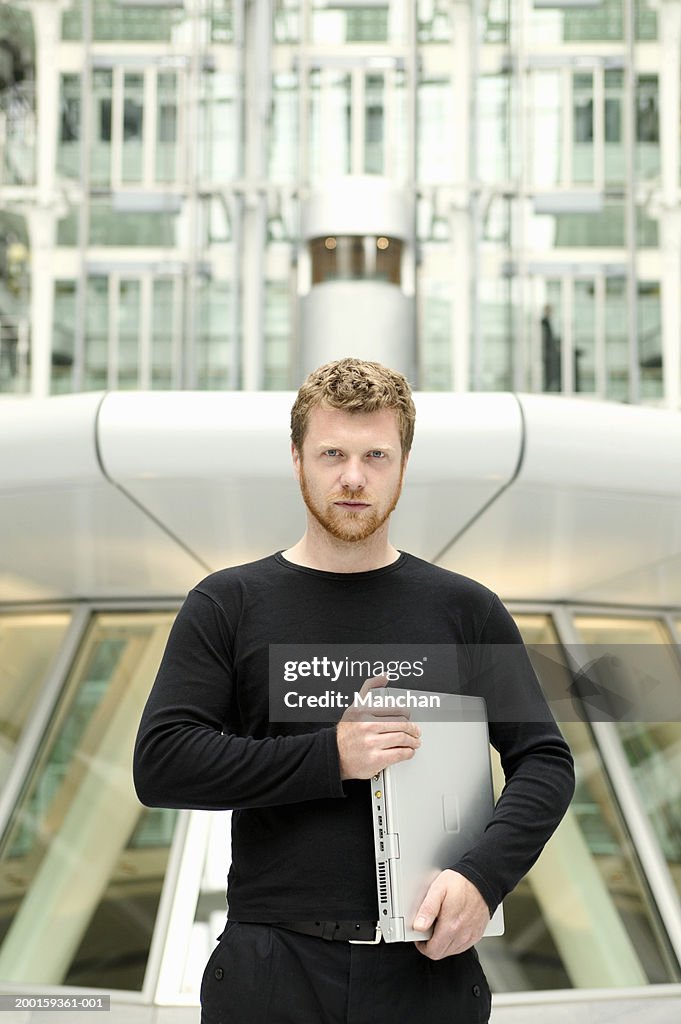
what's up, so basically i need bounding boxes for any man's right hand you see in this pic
[336,675,422,781]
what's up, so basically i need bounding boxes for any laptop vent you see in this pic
[377,861,389,904]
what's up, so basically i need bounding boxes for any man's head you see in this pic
[289,358,416,544]
[290,358,415,466]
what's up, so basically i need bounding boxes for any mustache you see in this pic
[331,492,372,502]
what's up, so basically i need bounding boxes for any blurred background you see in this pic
[1,2,681,1022]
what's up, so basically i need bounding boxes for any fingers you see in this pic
[412,872,490,960]
[342,674,416,725]
[356,673,389,697]
[336,719,422,780]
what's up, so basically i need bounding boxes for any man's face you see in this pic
[292,406,407,543]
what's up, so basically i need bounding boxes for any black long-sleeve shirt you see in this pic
[133,551,575,920]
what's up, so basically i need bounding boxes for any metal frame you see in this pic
[0,605,90,842]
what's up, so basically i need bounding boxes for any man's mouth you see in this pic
[334,501,370,508]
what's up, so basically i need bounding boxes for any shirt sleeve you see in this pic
[451,595,576,914]
[133,588,345,811]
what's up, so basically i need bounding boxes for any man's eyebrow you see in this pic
[314,441,397,451]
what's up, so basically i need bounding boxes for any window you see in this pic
[636,75,660,180]
[51,281,77,395]
[308,69,351,180]
[476,613,680,990]
[418,78,455,184]
[197,278,233,389]
[573,73,594,184]
[0,613,177,990]
[269,72,299,182]
[572,617,681,908]
[0,614,72,788]
[58,75,81,179]
[309,236,402,286]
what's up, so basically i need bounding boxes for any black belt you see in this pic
[275,920,382,943]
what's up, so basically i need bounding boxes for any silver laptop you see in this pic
[370,689,505,942]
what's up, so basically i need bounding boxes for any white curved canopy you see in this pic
[0,391,679,606]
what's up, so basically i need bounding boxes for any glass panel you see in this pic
[0,612,177,989]
[51,281,76,395]
[638,281,662,399]
[308,70,351,181]
[483,0,509,43]
[274,0,300,43]
[636,75,660,180]
[0,614,72,787]
[0,209,31,395]
[211,0,235,43]
[201,73,238,183]
[604,70,624,185]
[118,279,141,389]
[84,276,108,391]
[551,204,626,247]
[418,0,452,41]
[0,79,35,187]
[346,7,389,43]
[479,277,511,390]
[531,72,561,188]
[418,79,454,184]
[420,277,452,390]
[169,812,232,1000]
[122,73,144,183]
[152,278,175,389]
[480,74,512,185]
[476,613,680,991]
[264,280,290,390]
[270,72,298,182]
[572,73,594,184]
[572,617,681,908]
[156,72,178,184]
[605,277,628,400]
[311,1,389,44]
[392,69,410,183]
[88,204,177,246]
[563,0,623,41]
[197,278,232,389]
[364,74,384,175]
[91,70,112,189]
[542,282,562,393]
[62,0,180,42]
[636,0,658,41]
[58,74,81,179]
[573,280,596,393]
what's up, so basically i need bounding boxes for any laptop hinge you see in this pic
[383,832,400,860]
[387,917,405,942]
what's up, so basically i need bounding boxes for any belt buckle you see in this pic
[349,924,382,945]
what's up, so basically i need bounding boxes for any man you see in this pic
[133,357,575,1024]
[541,304,561,392]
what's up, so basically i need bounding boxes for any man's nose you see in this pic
[339,457,367,490]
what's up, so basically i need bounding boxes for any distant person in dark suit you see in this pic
[541,304,561,392]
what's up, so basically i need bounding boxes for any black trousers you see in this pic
[200,922,492,1024]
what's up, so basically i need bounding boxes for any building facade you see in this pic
[0,0,676,403]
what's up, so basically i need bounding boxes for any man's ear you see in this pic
[291,442,301,481]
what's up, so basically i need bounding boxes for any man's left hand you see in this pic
[412,870,490,960]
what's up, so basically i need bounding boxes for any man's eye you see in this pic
[369,451,385,458]
[324,449,339,457]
